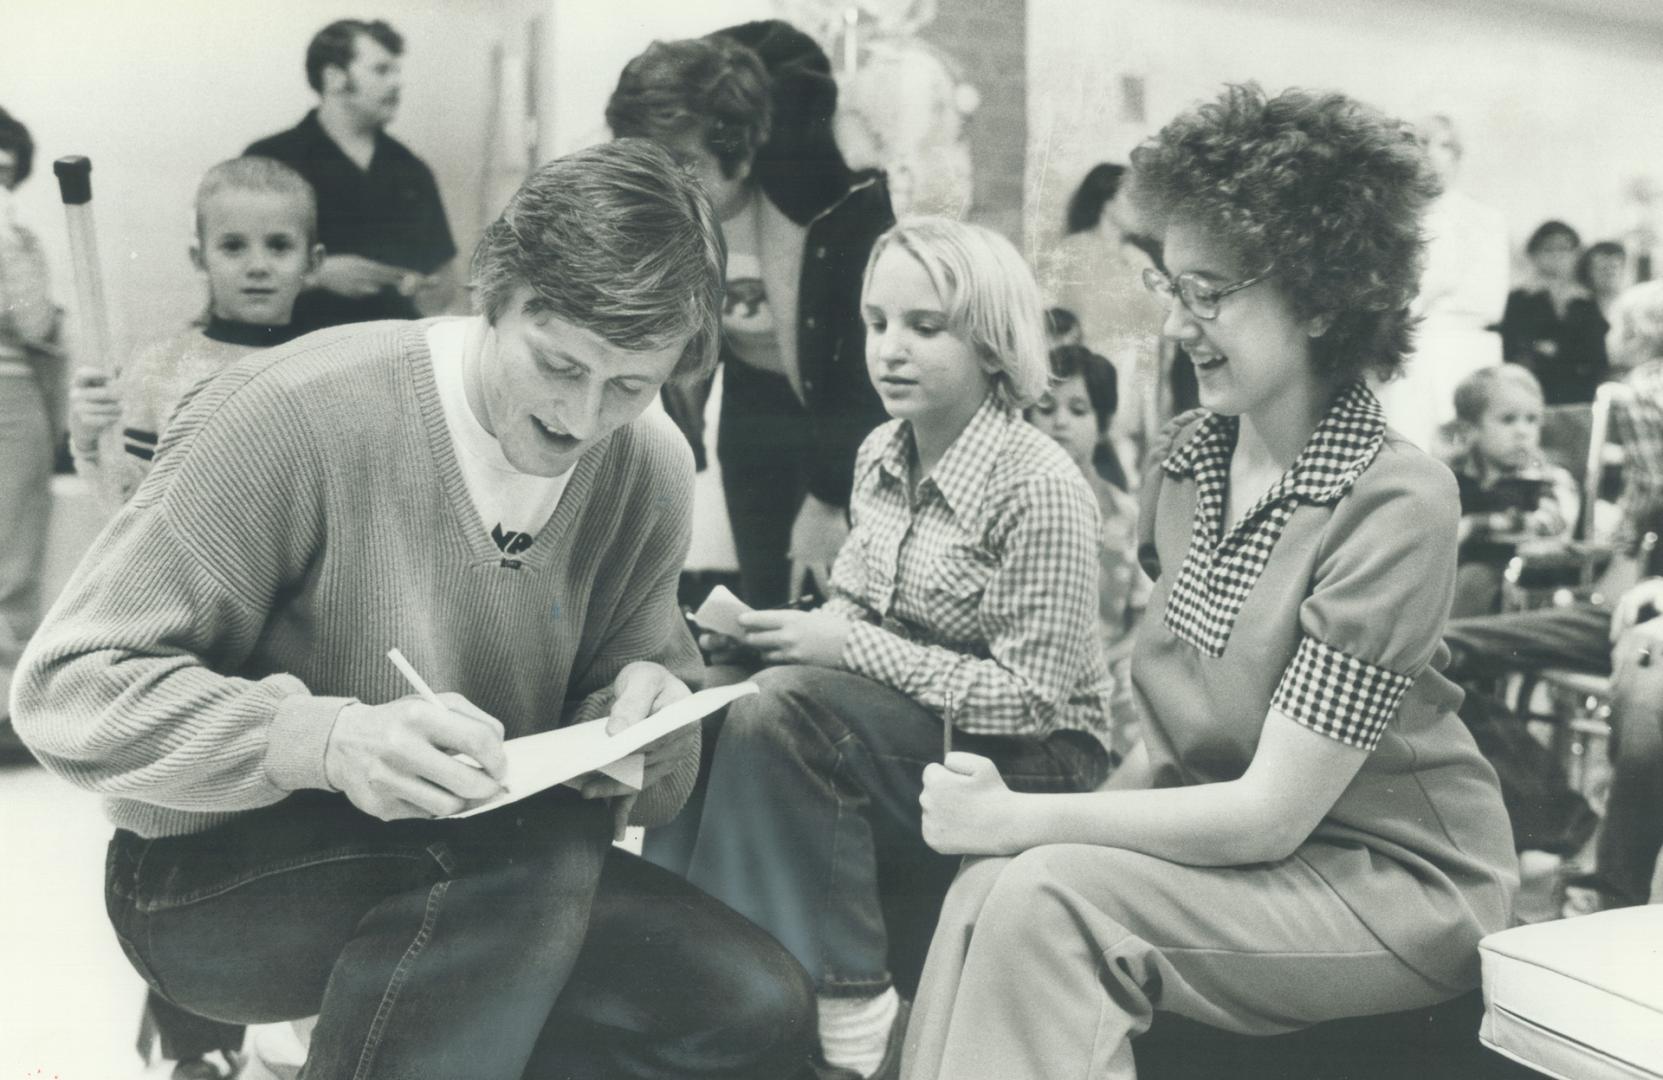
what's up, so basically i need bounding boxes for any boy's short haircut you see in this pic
[198,157,319,245]
[863,217,1050,409]
[1452,364,1545,427]
[605,37,771,180]
[0,106,34,185]
[1048,343,1118,429]
[1577,240,1626,290]
[306,19,404,92]
[470,138,725,385]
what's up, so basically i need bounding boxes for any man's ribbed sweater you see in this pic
[13,320,703,838]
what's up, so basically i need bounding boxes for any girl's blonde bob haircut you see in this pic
[861,217,1050,408]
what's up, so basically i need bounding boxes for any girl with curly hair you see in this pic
[901,85,1518,1080]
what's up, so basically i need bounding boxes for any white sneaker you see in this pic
[238,1019,313,1080]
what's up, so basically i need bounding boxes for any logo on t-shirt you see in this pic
[492,523,533,555]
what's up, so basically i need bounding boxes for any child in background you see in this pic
[66,155,321,1080]
[1029,344,1150,758]
[1444,364,1579,616]
[69,157,323,508]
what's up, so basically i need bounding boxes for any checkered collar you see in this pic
[1163,380,1387,511]
[877,393,1013,517]
[1157,382,1387,658]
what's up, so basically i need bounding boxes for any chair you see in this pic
[1500,386,1625,612]
[1479,906,1663,1079]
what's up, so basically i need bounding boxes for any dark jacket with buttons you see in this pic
[663,20,895,509]
[785,171,895,507]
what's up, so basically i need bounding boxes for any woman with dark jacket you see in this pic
[608,21,895,607]
[1501,220,1609,404]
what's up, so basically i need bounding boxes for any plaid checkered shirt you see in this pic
[1611,358,1663,551]
[823,394,1114,741]
[1160,382,1414,750]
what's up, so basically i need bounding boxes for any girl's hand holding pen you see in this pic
[920,752,1024,856]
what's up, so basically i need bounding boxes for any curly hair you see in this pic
[605,36,771,180]
[1130,84,1440,383]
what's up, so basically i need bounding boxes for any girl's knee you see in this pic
[978,845,1138,940]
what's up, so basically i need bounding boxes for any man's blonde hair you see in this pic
[862,217,1049,408]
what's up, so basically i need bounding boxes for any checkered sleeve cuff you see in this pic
[1271,635,1412,751]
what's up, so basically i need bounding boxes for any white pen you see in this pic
[387,647,444,709]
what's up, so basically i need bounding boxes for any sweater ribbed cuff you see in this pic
[265,694,357,792]
[629,724,702,827]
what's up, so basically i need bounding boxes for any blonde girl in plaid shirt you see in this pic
[902,86,1517,1080]
[676,218,1115,1079]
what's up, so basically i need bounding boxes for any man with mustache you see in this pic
[245,18,456,333]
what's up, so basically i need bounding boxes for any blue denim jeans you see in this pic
[106,789,815,1080]
[674,666,1110,997]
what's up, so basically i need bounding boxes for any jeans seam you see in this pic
[138,851,430,913]
[354,877,449,1080]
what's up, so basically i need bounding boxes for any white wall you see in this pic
[1026,0,1663,265]
[535,0,777,158]
[2,0,509,362]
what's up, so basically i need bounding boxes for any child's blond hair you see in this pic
[1606,280,1663,369]
[195,157,318,245]
[1452,364,1545,428]
[862,217,1050,408]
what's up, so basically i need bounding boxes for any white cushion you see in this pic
[1480,906,1663,1079]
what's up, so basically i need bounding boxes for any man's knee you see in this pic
[715,945,817,1074]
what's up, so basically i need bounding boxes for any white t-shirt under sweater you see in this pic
[428,318,569,560]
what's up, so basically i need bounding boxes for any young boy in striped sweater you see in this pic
[68,157,322,511]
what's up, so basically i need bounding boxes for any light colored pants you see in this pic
[901,844,1453,1080]
[0,372,53,708]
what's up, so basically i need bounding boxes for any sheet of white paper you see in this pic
[448,682,759,818]
[692,584,754,638]
[595,753,643,790]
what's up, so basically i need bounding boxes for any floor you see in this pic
[1,758,165,1079]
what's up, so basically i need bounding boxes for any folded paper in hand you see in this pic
[692,584,754,639]
[448,682,759,818]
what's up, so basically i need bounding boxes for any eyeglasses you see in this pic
[1141,265,1274,321]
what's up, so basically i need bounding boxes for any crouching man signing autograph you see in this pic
[13,139,814,1080]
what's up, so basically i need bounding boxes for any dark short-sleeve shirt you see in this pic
[245,110,456,332]
[1133,383,1517,992]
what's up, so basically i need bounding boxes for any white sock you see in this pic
[818,988,900,1078]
